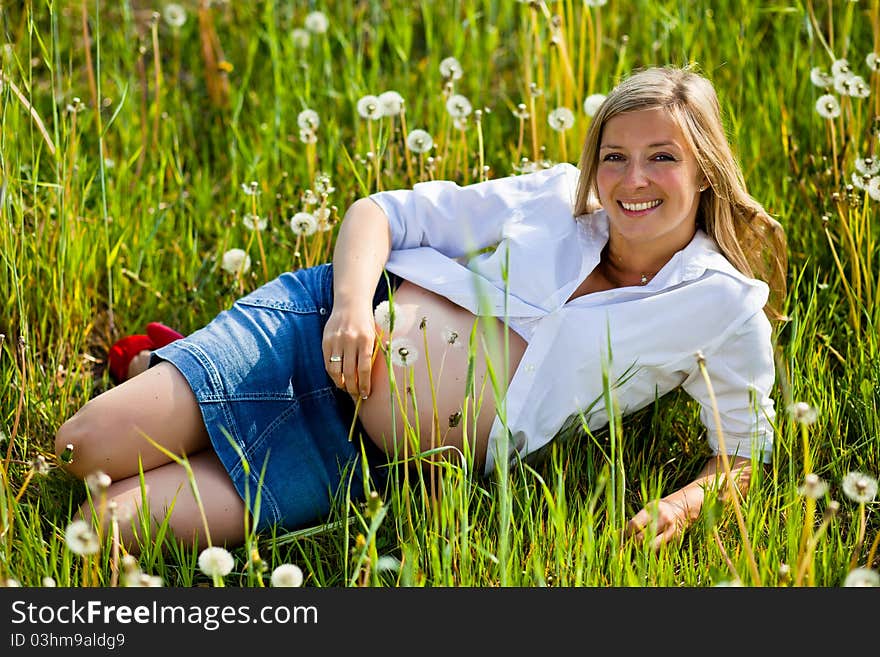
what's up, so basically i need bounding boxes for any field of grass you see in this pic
[0,0,878,587]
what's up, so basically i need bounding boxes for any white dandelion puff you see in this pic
[65,519,100,556]
[512,103,530,120]
[271,563,304,587]
[548,106,575,131]
[841,471,878,504]
[439,56,463,80]
[356,94,383,120]
[220,248,251,275]
[833,71,853,95]
[42,577,56,587]
[810,67,833,87]
[198,546,235,578]
[831,58,850,77]
[406,129,434,153]
[290,211,318,236]
[844,567,880,587]
[867,52,880,71]
[852,171,871,190]
[85,470,112,494]
[304,11,329,34]
[453,117,469,131]
[582,93,606,117]
[846,76,870,98]
[856,157,880,176]
[297,109,320,131]
[445,94,473,119]
[373,300,393,334]
[441,327,463,348]
[314,172,334,194]
[788,401,818,425]
[291,28,310,48]
[585,0,608,6]
[242,213,267,231]
[162,3,187,29]
[867,177,880,202]
[797,473,828,500]
[241,181,260,196]
[815,94,841,119]
[378,91,405,116]
[390,337,419,367]
[299,129,317,144]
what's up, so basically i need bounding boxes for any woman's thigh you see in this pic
[55,362,210,481]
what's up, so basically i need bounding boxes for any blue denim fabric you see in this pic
[150,264,398,531]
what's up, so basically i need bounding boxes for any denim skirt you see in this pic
[150,264,398,532]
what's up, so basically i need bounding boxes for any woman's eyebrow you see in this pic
[600,141,680,150]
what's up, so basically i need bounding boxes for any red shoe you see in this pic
[107,322,184,384]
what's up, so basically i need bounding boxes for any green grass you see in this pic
[0,0,878,587]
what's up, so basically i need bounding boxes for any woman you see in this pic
[55,66,787,551]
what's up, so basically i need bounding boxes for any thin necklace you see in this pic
[600,247,659,286]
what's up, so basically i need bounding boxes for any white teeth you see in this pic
[620,199,661,212]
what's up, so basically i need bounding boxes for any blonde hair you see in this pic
[574,65,788,322]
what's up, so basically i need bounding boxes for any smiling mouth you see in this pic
[619,199,662,212]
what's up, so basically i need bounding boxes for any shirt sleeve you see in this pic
[368,163,579,257]
[679,309,776,463]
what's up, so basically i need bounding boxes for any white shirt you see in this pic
[369,163,776,476]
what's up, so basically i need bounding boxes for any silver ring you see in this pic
[328,355,343,363]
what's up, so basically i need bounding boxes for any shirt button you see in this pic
[319,307,327,315]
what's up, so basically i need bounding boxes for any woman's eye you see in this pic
[602,153,623,162]
[652,153,676,161]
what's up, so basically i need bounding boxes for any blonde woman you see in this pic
[57,66,786,552]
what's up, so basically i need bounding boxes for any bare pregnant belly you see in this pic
[357,281,527,472]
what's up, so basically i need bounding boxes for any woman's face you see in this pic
[596,107,705,250]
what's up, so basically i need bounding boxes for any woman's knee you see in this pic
[54,403,103,480]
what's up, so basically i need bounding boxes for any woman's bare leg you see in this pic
[84,450,248,551]
[55,362,211,482]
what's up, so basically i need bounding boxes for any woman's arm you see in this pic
[322,197,392,399]
[625,454,752,550]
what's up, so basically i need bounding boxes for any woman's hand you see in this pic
[624,498,692,551]
[321,301,377,400]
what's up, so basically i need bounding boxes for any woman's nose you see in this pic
[622,161,649,187]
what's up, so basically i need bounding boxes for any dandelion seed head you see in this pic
[85,470,112,494]
[855,157,880,176]
[788,401,818,424]
[453,117,469,131]
[585,0,608,6]
[198,546,235,578]
[291,28,310,48]
[797,473,828,500]
[290,211,318,236]
[406,129,434,154]
[442,327,462,347]
[390,337,419,367]
[583,93,606,117]
[304,11,329,34]
[378,90,405,116]
[439,56,463,80]
[512,103,530,120]
[810,67,833,88]
[548,106,575,131]
[42,577,56,587]
[297,109,320,131]
[831,58,850,77]
[30,454,50,476]
[65,519,100,556]
[243,213,267,231]
[220,248,251,275]
[302,189,318,206]
[844,567,880,587]
[271,563,304,587]
[356,94,383,120]
[815,94,841,119]
[445,94,473,119]
[162,3,187,29]
[852,171,871,190]
[867,52,880,71]
[373,300,394,334]
[867,176,880,202]
[841,471,878,504]
[2,578,21,587]
[376,555,400,572]
[313,172,334,194]
[299,129,317,144]
[847,76,870,99]
[833,72,854,95]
